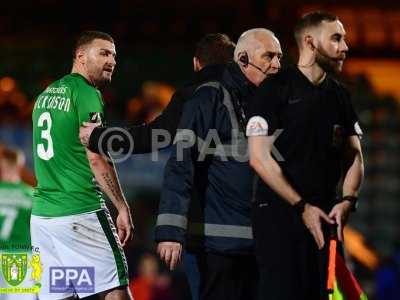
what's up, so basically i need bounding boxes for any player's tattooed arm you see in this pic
[86,149,134,246]
[87,149,127,209]
[101,172,124,206]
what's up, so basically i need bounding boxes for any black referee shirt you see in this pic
[247,66,362,211]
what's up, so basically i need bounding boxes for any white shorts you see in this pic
[30,209,128,300]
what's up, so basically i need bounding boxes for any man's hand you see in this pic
[116,207,134,247]
[157,241,182,271]
[80,122,101,146]
[329,201,352,242]
[302,204,334,250]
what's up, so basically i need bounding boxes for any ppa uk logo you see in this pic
[50,267,94,293]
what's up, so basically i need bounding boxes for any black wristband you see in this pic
[341,195,358,212]
[293,199,307,216]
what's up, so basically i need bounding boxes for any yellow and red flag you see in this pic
[327,238,368,300]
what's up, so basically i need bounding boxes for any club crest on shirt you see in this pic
[246,116,269,137]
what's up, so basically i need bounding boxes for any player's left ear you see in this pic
[75,47,87,65]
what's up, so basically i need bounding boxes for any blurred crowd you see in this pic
[0,77,34,125]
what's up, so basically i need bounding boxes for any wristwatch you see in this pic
[341,195,358,212]
[293,199,307,216]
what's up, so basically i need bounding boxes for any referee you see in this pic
[246,12,364,300]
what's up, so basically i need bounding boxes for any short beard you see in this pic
[94,77,111,90]
[315,47,341,74]
[89,73,111,90]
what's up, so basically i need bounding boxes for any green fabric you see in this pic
[331,281,345,300]
[0,182,33,248]
[96,210,128,286]
[360,293,368,300]
[32,73,104,217]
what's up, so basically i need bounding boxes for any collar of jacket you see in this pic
[223,62,256,101]
[192,64,226,85]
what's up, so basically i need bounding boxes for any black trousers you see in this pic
[192,252,258,300]
[252,200,332,300]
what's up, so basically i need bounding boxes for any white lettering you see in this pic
[40,96,48,109]
[58,98,65,111]
[53,97,58,109]
[65,269,78,286]
[77,269,93,286]
[51,269,64,285]
[47,96,54,109]
[34,96,42,110]
[64,98,70,112]
[44,86,67,94]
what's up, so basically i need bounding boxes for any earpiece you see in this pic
[238,51,269,75]
[238,52,249,67]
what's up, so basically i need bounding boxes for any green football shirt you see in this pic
[0,182,33,246]
[32,73,105,217]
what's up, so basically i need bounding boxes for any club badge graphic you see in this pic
[0,252,42,294]
[2,253,28,286]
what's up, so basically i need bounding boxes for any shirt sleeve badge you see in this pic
[246,116,269,137]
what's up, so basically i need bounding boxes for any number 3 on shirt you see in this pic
[37,112,54,160]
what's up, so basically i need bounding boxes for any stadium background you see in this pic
[1,0,400,299]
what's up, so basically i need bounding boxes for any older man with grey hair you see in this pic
[234,28,282,86]
[155,28,282,300]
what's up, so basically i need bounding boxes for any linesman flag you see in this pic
[327,237,368,300]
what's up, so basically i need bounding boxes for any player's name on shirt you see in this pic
[44,86,67,94]
[33,90,71,112]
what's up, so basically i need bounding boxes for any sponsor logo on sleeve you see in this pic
[246,116,269,137]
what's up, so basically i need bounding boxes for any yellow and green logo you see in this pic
[2,253,28,286]
[0,253,42,294]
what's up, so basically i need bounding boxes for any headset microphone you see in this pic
[239,52,268,75]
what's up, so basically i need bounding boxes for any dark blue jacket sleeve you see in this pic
[155,85,221,244]
[88,91,185,154]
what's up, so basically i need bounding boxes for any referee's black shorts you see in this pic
[252,199,332,300]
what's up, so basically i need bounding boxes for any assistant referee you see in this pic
[246,12,364,300]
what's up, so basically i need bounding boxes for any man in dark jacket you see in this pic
[79,33,235,154]
[155,28,282,300]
